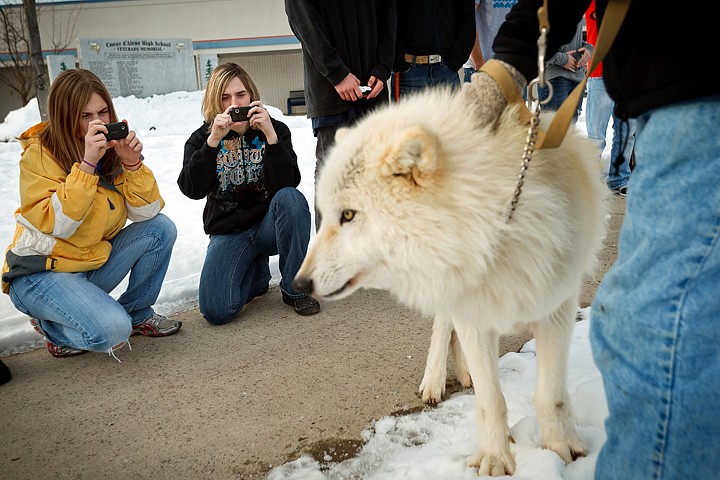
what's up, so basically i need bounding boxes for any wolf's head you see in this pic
[295,122,442,299]
[292,87,516,311]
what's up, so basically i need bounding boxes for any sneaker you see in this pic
[30,318,88,358]
[45,341,88,358]
[29,317,44,336]
[282,291,321,316]
[611,185,627,197]
[131,314,182,337]
[107,341,131,362]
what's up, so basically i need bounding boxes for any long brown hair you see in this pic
[202,62,260,128]
[39,69,121,180]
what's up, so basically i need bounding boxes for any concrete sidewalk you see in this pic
[0,196,625,480]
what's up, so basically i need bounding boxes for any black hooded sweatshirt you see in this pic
[285,0,397,119]
[178,119,300,235]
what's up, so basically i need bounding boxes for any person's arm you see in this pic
[446,0,477,72]
[19,143,97,240]
[284,0,351,86]
[370,0,397,83]
[470,40,485,71]
[469,2,484,71]
[466,0,590,126]
[177,125,220,200]
[492,0,591,82]
[121,163,164,222]
[103,125,163,222]
[262,120,301,193]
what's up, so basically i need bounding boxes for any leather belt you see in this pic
[404,53,443,64]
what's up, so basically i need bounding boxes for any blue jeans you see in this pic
[585,77,636,190]
[8,214,177,353]
[590,95,720,479]
[463,67,476,83]
[391,63,461,100]
[199,187,311,325]
[534,76,583,121]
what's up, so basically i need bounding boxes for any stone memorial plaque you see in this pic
[78,38,196,98]
[46,55,77,83]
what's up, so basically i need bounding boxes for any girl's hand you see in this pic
[247,101,278,144]
[111,120,143,167]
[207,107,234,147]
[83,119,110,166]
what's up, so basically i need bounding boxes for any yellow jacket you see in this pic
[2,123,165,294]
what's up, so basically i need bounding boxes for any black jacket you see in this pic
[394,0,476,73]
[178,119,300,235]
[285,0,397,118]
[492,0,717,119]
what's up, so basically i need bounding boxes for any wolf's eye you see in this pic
[340,209,355,225]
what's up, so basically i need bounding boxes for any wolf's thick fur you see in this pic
[293,85,607,475]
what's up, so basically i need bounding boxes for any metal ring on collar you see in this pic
[527,78,553,105]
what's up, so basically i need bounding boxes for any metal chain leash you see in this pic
[505,106,541,222]
[504,26,551,223]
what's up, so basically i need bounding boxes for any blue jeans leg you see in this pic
[463,67,475,83]
[585,77,613,154]
[591,95,720,479]
[606,116,636,190]
[88,213,177,323]
[392,63,461,99]
[256,187,311,299]
[199,231,271,325]
[8,214,177,352]
[536,77,582,120]
[198,188,310,324]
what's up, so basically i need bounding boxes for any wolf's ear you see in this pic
[381,125,439,187]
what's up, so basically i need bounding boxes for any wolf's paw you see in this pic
[419,373,445,404]
[456,368,473,388]
[545,438,587,463]
[468,449,516,477]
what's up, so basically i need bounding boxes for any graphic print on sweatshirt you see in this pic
[216,135,265,195]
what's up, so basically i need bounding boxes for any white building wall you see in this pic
[0,0,306,119]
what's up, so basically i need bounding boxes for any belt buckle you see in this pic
[429,54,442,64]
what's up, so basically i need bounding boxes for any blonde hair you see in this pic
[39,69,121,179]
[202,63,260,125]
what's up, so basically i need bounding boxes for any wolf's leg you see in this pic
[419,314,452,404]
[454,322,515,476]
[450,329,472,388]
[531,297,587,463]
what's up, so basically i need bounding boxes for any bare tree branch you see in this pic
[0,3,33,103]
[0,1,81,116]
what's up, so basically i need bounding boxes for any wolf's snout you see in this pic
[292,276,313,294]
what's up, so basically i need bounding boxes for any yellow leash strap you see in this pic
[538,0,631,149]
[480,60,533,125]
[480,0,631,149]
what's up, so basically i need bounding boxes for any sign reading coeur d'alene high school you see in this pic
[78,38,196,98]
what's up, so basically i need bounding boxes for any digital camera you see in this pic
[230,106,252,122]
[104,122,129,140]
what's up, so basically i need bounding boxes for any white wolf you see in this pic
[293,82,607,475]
